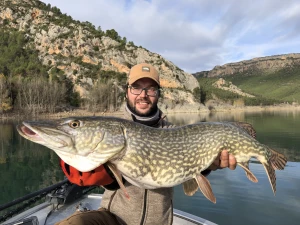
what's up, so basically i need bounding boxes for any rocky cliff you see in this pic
[194,53,300,77]
[0,0,200,106]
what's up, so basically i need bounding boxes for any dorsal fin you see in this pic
[230,122,257,138]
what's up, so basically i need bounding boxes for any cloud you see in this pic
[42,0,300,73]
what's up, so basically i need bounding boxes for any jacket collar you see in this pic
[125,104,162,126]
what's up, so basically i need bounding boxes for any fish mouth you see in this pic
[18,124,42,140]
[17,123,41,142]
[17,122,70,148]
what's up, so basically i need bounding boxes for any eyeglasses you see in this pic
[128,85,159,97]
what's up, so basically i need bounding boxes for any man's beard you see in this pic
[126,98,158,117]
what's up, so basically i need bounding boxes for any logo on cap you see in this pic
[142,66,150,72]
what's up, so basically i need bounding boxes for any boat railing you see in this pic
[0,179,96,223]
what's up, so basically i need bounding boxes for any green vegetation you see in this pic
[0,26,126,116]
[197,78,239,103]
[0,74,12,113]
[98,70,127,83]
[2,0,299,115]
[197,77,281,106]
[0,0,141,117]
[0,29,48,77]
[0,29,80,115]
[226,66,300,103]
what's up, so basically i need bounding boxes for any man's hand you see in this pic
[208,150,237,171]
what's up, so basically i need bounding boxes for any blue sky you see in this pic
[41,0,300,73]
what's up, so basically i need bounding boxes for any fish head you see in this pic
[17,117,126,172]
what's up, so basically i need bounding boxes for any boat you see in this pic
[0,179,217,225]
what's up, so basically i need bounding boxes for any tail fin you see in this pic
[263,149,287,195]
[269,149,287,170]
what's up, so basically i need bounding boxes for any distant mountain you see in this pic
[193,54,300,103]
[193,53,300,78]
[0,0,200,111]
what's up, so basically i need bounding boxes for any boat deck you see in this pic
[2,193,217,225]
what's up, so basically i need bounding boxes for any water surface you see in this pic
[168,110,300,225]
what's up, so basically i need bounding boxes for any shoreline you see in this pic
[1,104,300,120]
[207,104,300,113]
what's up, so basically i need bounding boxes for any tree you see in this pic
[0,74,12,113]
[85,80,123,113]
[15,76,67,115]
[192,87,201,103]
[97,26,102,32]
[0,29,48,78]
[105,29,121,42]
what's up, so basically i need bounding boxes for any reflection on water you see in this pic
[167,111,300,162]
[167,109,300,125]
[1,110,300,225]
[0,121,64,206]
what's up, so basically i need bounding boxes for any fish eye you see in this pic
[69,120,81,128]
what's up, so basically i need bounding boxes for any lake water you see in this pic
[1,110,300,225]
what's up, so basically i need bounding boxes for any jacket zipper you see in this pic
[139,189,148,225]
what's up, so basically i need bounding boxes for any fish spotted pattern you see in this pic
[17,116,287,203]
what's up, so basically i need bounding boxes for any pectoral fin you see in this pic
[106,162,130,199]
[183,179,199,196]
[195,174,216,204]
[238,162,258,183]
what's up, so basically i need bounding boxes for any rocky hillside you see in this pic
[194,53,300,104]
[194,53,300,78]
[213,78,255,98]
[0,0,199,105]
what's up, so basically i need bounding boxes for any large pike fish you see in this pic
[17,117,287,203]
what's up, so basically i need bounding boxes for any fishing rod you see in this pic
[0,179,69,211]
[0,179,99,223]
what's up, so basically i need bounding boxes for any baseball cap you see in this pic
[128,63,160,86]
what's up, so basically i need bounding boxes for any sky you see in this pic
[41,0,300,73]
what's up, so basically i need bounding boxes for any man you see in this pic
[57,63,237,225]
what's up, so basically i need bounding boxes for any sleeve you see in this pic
[201,169,211,176]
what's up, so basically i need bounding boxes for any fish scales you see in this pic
[17,116,287,203]
[117,122,256,187]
